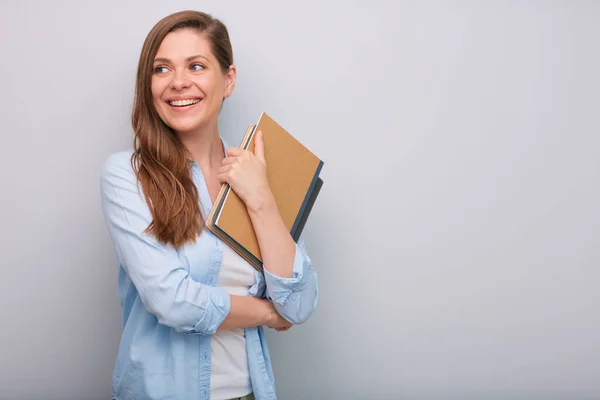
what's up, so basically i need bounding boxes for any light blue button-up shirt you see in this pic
[99,139,318,400]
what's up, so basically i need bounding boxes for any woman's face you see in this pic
[151,28,235,135]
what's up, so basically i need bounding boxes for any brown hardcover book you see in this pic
[206,112,324,272]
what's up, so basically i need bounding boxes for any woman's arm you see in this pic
[249,202,319,325]
[218,132,319,325]
[247,195,295,278]
[100,152,287,334]
[218,296,292,331]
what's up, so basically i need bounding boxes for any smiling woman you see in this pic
[151,30,235,135]
[99,10,319,400]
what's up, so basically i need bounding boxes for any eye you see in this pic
[191,63,205,71]
[154,66,168,74]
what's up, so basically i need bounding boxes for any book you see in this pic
[206,112,324,272]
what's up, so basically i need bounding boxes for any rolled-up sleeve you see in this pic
[100,152,230,335]
[263,235,318,324]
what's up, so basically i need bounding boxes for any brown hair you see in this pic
[131,10,233,248]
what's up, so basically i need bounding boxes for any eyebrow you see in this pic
[153,54,210,64]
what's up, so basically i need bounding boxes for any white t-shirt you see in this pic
[210,243,257,400]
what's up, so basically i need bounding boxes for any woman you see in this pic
[100,10,318,400]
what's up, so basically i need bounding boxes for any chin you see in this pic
[161,113,200,132]
[170,122,202,135]
[160,110,218,135]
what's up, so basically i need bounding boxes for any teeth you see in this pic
[169,99,200,107]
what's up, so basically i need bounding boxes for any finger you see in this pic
[227,147,244,157]
[253,130,266,164]
[221,157,239,166]
[216,172,230,183]
[218,164,234,174]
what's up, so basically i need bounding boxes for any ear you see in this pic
[223,64,237,98]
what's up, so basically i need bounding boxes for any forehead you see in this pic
[155,28,212,60]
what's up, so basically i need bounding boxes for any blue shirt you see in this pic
[99,139,319,400]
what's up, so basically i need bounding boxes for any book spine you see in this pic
[290,160,324,241]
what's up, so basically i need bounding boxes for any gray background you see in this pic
[1,1,599,399]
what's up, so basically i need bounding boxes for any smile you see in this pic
[167,98,202,107]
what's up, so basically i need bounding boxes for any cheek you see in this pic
[151,76,168,99]
[205,85,225,108]
[151,82,167,116]
[197,75,224,99]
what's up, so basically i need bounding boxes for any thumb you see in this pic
[254,130,266,164]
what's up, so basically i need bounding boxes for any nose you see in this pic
[169,68,191,91]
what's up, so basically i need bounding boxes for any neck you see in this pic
[177,118,224,171]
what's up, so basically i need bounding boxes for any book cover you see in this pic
[206,112,324,272]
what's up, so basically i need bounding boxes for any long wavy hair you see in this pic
[131,10,233,248]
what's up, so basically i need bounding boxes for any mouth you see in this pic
[166,97,202,109]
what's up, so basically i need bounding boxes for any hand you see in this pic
[217,130,275,213]
[262,300,293,332]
